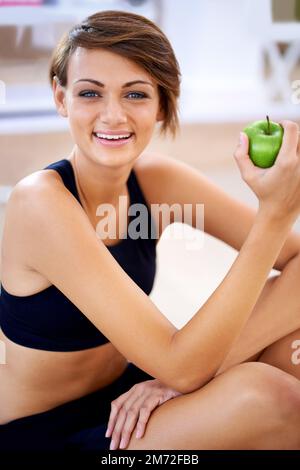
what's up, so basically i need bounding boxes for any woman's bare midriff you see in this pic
[0,329,128,425]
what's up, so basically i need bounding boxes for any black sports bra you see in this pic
[0,159,157,351]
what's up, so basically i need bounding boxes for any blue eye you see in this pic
[79,90,99,98]
[78,90,147,99]
[127,92,146,100]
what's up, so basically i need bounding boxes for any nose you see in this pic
[99,96,128,126]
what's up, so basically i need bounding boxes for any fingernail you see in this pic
[136,429,142,439]
[239,132,244,145]
[120,438,127,449]
[105,428,110,438]
[110,440,116,451]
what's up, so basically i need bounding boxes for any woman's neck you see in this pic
[67,151,132,213]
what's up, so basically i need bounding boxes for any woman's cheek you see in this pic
[69,108,94,135]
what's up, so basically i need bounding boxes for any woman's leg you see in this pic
[127,362,300,450]
[216,252,300,378]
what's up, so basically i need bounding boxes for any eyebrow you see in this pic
[73,78,154,88]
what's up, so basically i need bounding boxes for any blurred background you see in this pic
[0,0,300,327]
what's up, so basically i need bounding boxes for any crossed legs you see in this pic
[127,252,300,449]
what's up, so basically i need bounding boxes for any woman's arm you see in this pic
[170,122,300,391]
[170,209,295,391]
[11,123,299,394]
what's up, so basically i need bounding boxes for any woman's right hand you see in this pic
[234,120,300,221]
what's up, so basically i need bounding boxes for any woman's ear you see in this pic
[52,76,68,118]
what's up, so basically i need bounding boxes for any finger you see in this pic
[112,394,143,450]
[135,402,157,439]
[134,394,162,440]
[277,120,299,161]
[110,406,128,450]
[297,131,300,157]
[118,397,144,449]
[105,390,131,438]
[234,132,249,160]
[234,131,249,155]
[109,390,142,450]
[234,132,257,179]
[119,395,160,448]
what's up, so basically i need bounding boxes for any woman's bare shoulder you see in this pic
[6,166,81,233]
[133,151,175,203]
[4,166,73,242]
[1,168,77,291]
[10,167,67,203]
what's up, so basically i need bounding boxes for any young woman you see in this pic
[1,10,300,452]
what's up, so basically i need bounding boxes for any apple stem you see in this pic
[266,115,270,135]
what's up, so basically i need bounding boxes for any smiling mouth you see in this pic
[92,132,134,141]
[92,132,135,147]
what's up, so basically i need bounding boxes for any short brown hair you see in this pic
[49,10,181,139]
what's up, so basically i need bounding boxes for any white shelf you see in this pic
[0,83,54,113]
[0,113,69,134]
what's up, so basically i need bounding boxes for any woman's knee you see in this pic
[228,361,300,422]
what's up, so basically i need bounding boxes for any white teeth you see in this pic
[95,133,131,140]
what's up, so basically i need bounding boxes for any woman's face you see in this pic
[54,47,163,167]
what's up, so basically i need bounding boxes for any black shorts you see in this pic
[0,362,153,454]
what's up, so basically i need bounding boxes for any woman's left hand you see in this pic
[105,379,181,450]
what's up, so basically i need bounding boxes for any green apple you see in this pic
[243,116,284,168]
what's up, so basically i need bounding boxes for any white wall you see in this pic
[161,0,300,122]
